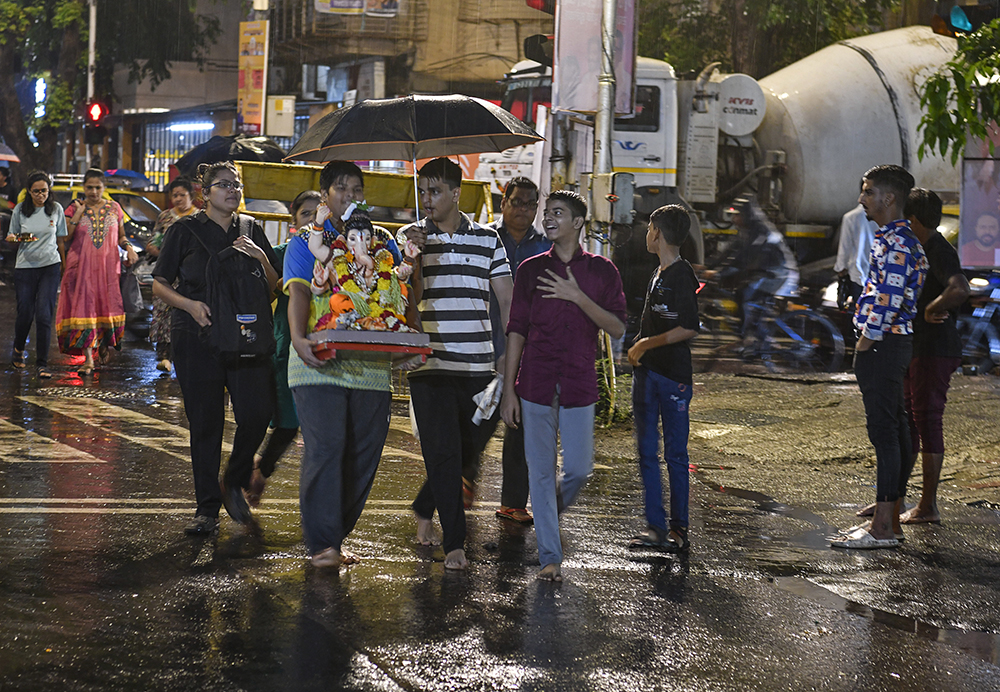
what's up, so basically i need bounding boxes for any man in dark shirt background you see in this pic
[484,177,550,525]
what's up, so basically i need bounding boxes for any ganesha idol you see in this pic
[308,205,420,333]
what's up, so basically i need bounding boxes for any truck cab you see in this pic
[611,58,678,191]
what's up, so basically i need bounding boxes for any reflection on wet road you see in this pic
[1,352,999,690]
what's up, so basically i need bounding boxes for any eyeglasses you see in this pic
[210,180,244,192]
[506,198,538,209]
[29,188,49,195]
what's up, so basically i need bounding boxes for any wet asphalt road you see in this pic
[1,283,999,691]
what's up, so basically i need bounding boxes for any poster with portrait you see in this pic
[314,0,364,13]
[960,127,1000,268]
[237,21,270,136]
[365,0,398,16]
[552,0,636,116]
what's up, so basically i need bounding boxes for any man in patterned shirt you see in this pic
[832,165,928,550]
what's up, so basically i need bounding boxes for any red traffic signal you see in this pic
[85,100,109,124]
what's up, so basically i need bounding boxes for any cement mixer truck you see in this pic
[476,26,958,315]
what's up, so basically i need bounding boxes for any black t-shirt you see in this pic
[152,212,280,335]
[913,231,963,358]
[636,259,700,384]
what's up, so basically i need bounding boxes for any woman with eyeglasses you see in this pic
[152,161,281,536]
[7,171,67,378]
[55,168,135,375]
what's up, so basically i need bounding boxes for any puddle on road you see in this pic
[775,576,1000,666]
[693,474,1000,662]
[694,475,835,536]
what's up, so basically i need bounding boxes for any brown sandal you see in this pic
[12,349,25,370]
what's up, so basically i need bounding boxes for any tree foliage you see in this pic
[638,0,895,78]
[95,0,221,91]
[0,0,222,176]
[918,18,1000,165]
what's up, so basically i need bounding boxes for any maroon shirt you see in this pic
[507,246,627,407]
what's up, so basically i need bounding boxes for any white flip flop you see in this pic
[830,527,899,550]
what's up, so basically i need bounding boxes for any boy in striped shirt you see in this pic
[401,157,514,570]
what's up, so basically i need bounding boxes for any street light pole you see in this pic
[592,0,617,182]
[87,0,98,168]
[87,0,96,101]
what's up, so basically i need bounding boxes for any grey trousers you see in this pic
[521,396,595,568]
[292,384,391,555]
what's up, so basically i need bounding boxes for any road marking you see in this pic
[0,418,105,464]
[691,423,746,439]
[17,395,228,461]
[381,444,423,461]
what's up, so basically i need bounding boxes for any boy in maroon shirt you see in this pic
[501,190,627,582]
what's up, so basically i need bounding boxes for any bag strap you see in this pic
[237,213,254,238]
[186,221,212,256]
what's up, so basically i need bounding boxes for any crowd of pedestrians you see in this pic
[2,156,976,577]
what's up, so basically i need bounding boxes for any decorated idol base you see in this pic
[308,329,431,361]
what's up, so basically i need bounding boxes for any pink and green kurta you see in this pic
[55,202,126,354]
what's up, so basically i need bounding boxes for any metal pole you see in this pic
[592,0,617,179]
[594,0,619,415]
[87,0,96,100]
[550,112,568,192]
[87,0,98,168]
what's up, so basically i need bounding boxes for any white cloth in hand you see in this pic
[472,373,504,425]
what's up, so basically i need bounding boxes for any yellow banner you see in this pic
[237,21,270,136]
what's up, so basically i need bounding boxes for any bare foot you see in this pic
[537,563,562,582]
[311,547,342,568]
[340,548,361,565]
[855,502,876,517]
[415,513,441,546]
[444,548,468,570]
[900,506,940,524]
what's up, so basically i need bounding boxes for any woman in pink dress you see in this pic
[55,168,134,375]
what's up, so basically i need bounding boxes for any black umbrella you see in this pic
[175,135,286,177]
[284,94,543,163]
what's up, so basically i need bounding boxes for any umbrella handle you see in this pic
[412,156,420,225]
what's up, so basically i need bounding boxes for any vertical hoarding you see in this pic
[552,0,635,115]
[238,21,270,136]
[960,128,1000,268]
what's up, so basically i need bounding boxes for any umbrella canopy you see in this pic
[0,143,20,163]
[175,135,286,177]
[285,94,543,163]
[105,169,152,189]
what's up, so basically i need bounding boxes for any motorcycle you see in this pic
[958,269,1000,374]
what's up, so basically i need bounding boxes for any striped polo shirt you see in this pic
[405,213,511,377]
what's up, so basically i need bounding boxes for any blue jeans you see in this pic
[632,367,692,532]
[14,263,61,367]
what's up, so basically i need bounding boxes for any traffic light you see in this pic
[931,1,999,36]
[85,100,109,124]
[84,100,109,144]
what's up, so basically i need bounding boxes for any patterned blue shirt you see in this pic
[853,219,928,340]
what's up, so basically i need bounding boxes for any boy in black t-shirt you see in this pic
[627,205,701,553]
